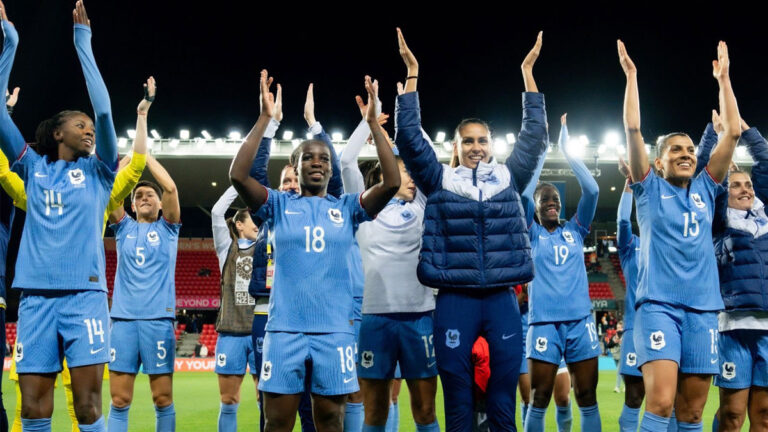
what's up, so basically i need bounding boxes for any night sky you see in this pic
[3,2,768,146]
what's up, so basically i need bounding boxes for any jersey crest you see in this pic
[562,231,575,243]
[328,208,344,225]
[722,361,736,380]
[147,230,160,244]
[360,350,374,368]
[691,193,706,209]
[68,168,86,187]
[445,329,460,349]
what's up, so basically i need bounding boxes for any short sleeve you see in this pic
[253,188,280,226]
[568,215,590,238]
[160,216,182,234]
[696,167,722,202]
[109,213,132,236]
[90,156,117,191]
[347,193,373,226]
[629,168,656,203]
[10,146,41,180]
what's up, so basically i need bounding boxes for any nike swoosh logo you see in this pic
[343,377,356,383]
[90,347,104,354]
[711,358,718,364]
[285,210,302,215]
[127,235,137,239]
[34,172,47,178]
[427,361,436,368]
[502,333,517,340]
[591,343,599,350]
[661,194,675,199]
[156,362,167,367]
[539,235,548,240]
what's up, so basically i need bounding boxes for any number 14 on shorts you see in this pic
[84,318,105,346]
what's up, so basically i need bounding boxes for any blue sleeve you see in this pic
[249,137,272,188]
[313,127,344,198]
[394,92,443,196]
[506,92,548,193]
[742,128,768,204]
[561,125,599,229]
[694,123,718,178]
[347,193,373,226]
[0,21,25,160]
[254,188,279,226]
[617,191,633,250]
[521,143,546,229]
[73,24,117,171]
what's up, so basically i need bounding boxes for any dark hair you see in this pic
[289,145,302,168]
[131,180,163,202]
[34,110,88,161]
[454,118,491,143]
[226,208,251,239]
[533,182,559,224]
[362,157,402,190]
[655,132,690,159]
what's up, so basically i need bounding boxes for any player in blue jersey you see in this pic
[522,114,601,432]
[0,2,118,431]
[230,70,399,432]
[618,40,741,431]
[105,78,180,432]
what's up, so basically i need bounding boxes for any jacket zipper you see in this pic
[474,168,487,287]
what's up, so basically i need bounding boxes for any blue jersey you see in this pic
[618,234,640,330]
[254,189,371,334]
[11,148,115,291]
[630,169,724,311]
[110,216,180,319]
[528,219,592,324]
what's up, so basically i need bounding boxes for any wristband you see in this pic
[144,85,156,102]
[406,76,418,80]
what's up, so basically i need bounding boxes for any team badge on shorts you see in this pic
[626,352,637,367]
[147,231,160,244]
[535,337,548,352]
[261,361,272,381]
[562,231,575,243]
[328,209,344,225]
[650,331,666,350]
[445,329,461,349]
[68,168,86,186]
[256,337,264,353]
[110,348,116,362]
[217,353,227,367]
[360,351,374,368]
[722,362,736,380]
[15,343,23,362]
[690,193,706,209]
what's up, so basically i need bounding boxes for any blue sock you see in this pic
[384,403,396,432]
[521,403,529,428]
[619,405,641,432]
[640,412,670,432]
[677,421,702,431]
[217,402,238,432]
[391,403,399,432]
[415,420,439,432]
[711,412,718,432]
[155,403,176,432]
[363,425,386,432]
[107,404,130,432]
[524,406,546,432]
[668,409,678,432]
[579,404,601,432]
[79,416,106,432]
[344,402,364,432]
[557,402,573,432]
[21,418,52,432]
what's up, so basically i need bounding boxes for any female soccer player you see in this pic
[522,114,600,432]
[230,70,399,432]
[339,84,438,432]
[0,2,118,430]
[394,29,548,431]
[618,39,741,431]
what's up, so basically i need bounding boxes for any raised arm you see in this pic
[521,31,542,93]
[250,84,281,188]
[397,28,418,94]
[741,121,768,204]
[304,84,343,197]
[211,186,238,268]
[0,148,25,210]
[618,41,649,182]
[706,42,742,183]
[521,142,546,229]
[146,156,179,223]
[616,158,634,250]
[360,76,400,217]
[108,77,154,223]
[230,70,273,210]
[0,8,25,160]
[73,1,117,170]
[561,117,599,227]
[694,111,720,177]
[341,94,385,194]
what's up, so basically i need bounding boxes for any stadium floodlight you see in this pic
[179,129,190,140]
[215,138,224,148]
[506,133,516,144]
[127,129,136,139]
[616,145,626,155]
[228,131,241,141]
[211,182,217,187]
[292,139,301,148]
[435,131,446,142]
[493,139,507,154]
[117,137,128,148]
[579,135,589,146]
[169,139,180,148]
[332,132,343,142]
[610,186,616,191]
[566,137,586,159]
[645,144,651,154]
[736,146,747,159]
[442,141,453,153]
[195,137,206,148]
[150,129,161,140]
[146,138,154,149]
[201,130,213,140]
[597,144,607,155]
[604,130,621,147]
[306,132,313,140]
[282,131,294,140]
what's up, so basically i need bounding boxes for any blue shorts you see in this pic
[357,312,438,380]
[252,313,267,372]
[16,290,109,373]
[216,333,257,375]
[110,318,175,375]
[258,331,359,396]
[354,318,361,363]
[618,328,641,377]
[526,315,600,365]
[715,329,768,389]
[633,302,718,374]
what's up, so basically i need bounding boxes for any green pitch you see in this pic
[2,370,731,431]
